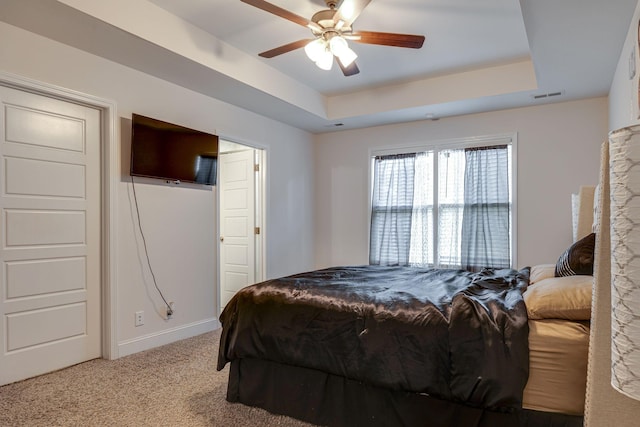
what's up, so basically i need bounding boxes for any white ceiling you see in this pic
[0,0,636,133]
[148,0,531,96]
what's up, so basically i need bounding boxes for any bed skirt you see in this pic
[226,358,583,427]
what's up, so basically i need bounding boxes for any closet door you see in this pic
[0,85,101,385]
[219,149,256,313]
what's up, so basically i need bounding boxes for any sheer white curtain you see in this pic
[460,145,511,271]
[369,153,416,266]
[437,149,466,268]
[409,152,434,266]
[370,144,511,270]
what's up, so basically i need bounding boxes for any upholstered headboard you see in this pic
[572,186,596,243]
[584,137,640,426]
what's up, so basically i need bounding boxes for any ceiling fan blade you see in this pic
[258,39,313,58]
[352,30,425,49]
[241,0,312,28]
[338,60,360,77]
[334,0,372,27]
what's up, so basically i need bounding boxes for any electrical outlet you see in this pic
[135,311,144,327]
[167,302,174,319]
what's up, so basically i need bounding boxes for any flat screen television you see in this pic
[130,114,218,185]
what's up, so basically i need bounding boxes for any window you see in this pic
[369,137,513,270]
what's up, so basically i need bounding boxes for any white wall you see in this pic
[610,0,640,131]
[0,22,315,356]
[314,97,608,269]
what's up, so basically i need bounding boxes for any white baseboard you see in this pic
[117,317,220,358]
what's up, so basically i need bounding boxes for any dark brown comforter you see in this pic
[217,265,530,411]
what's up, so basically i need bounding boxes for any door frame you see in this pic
[216,137,267,316]
[0,71,119,359]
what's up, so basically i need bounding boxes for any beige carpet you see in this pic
[0,329,313,426]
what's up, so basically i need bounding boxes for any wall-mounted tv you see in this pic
[130,114,219,185]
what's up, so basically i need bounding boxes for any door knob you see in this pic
[220,237,224,242]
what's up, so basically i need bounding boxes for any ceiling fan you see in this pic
[240,0,426,76]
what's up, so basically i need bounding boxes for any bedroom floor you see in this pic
[0,329,312,426]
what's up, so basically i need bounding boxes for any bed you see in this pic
[217,185,595,427]
[217,256,593,426]
[523,264,592,418]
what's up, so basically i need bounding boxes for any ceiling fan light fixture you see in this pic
[336,46,357,67]
[244,0,425,77]
[338,2,356,21]
[315,48,334,70]
[330,36,357,67]
[305,38,326,62]
[329,36,348,54]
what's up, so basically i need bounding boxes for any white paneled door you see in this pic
[0,85,101,385]
[219,149,256,313]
